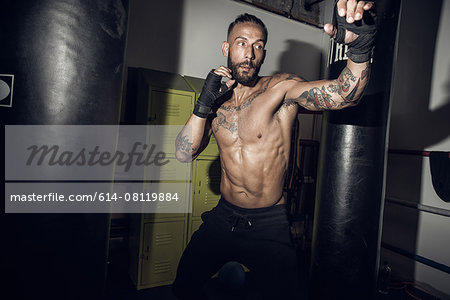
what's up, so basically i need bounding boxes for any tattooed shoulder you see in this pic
[220,77,273,112]
[272,73,304,83]
[285,73,305,82]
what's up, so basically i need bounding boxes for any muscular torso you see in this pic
[211,75,299,208]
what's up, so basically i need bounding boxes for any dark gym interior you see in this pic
[2,0,449,299]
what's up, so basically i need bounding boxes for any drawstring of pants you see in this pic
[228,211,252,231]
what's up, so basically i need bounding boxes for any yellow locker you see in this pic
[138,68,195,126]
[187,217,203,243]
[129,70,224,290]
[139,220,187,288]
[129,68,194,290]
[142,157,192,221]
[186,158,222,242]
[147,89,193,126]
[193,158,222,217]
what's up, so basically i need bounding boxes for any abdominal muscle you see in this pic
[218,139,289,208]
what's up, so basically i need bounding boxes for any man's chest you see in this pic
[212,93,268,135]
[210,93,295,145]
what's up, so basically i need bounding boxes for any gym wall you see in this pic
[382,0,450,297]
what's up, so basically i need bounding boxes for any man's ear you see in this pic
[222,41,229,57]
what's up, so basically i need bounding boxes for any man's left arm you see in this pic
[284,0,375,111]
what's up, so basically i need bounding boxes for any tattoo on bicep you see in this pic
[298,86,337,110]
[212,111,237,134]
[176,135,193,155]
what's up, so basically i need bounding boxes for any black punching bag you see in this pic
[310,1,401,299]
[1,1,128,299]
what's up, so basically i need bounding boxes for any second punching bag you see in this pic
[1,1,128,299]
[310,1,401,299]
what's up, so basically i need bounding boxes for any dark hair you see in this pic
[227,13,268,43]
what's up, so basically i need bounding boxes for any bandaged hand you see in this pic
[325,0,376,63]
[193,70,230,118]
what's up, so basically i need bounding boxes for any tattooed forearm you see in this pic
[175,134,194,156]
[294,63,369,111]
[342,78,360,104]
[327,82,341,94]
[347,64,370,103]
[361,65,370,81]
[336,64,369,105]
[338,67,357,93]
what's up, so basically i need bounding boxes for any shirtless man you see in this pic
[173,1,375,299]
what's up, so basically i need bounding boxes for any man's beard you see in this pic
[228,55,261,86]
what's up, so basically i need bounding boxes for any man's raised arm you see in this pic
[175,115,211,163]
[284,0,375,111]
[175,69,233,162]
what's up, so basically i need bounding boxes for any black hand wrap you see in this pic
[334,3,377,63]
[193,70,229,118]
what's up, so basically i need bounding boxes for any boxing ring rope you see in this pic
[382,148,450,276]
[386,148,450,216]
[388,148,450,158]
[385,196,450,218]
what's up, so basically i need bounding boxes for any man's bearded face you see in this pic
[227,51,262,86]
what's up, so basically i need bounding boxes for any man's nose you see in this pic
[244,45,255,60]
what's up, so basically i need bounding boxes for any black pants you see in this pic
[172,197,301,299]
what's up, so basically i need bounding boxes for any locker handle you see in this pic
[148,114,156,122]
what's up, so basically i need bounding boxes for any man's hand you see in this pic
[193,68,233,118]
[324,0,376,63]
[213,65,236,89]
[336,0,373,24]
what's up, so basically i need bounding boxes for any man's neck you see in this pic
[233,77,261,104]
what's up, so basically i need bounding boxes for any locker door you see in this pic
[140,221,186,287]
[193,159,221,217]
[148,89,192,125]
[187,217,204,243]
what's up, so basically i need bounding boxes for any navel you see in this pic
[257,133,262,139]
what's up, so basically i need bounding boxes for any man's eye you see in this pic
[238,42,245,46]
[255,45,263,50]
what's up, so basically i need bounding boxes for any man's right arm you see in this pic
[175,68,232,162]
[175,115,212,162]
